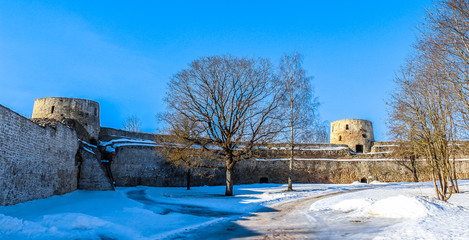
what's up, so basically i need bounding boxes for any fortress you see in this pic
[2,97,469,206]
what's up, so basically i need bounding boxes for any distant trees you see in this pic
[387,0,469,200]
[277,52,318,191]
[165,55,282,196]
[123,115,141,132]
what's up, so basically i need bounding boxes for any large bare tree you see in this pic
[165,55,281,196]
[277,52,318,191]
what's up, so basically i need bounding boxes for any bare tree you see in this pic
[165,55,281,196]
[386,0,469,201]
[388,43,459,200]
[310,120,330,143]
[277,52,318,191]
[123,115,141,132]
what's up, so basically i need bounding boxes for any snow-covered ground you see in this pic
[0,183,369,239]
[1,181,469,239]
[309,180,469,239]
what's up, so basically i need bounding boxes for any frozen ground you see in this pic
[309,180,469,239]
[0,181,468,239]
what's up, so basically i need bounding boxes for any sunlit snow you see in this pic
[1,181,469,239]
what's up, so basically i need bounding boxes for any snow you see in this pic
[2,181,469,239]
[82,146,95,154]
[0,183,369,239]
[99,138,159,152]
[256,158,400,161]
[267,146,348,151]
[98,137,224,152]
[99,138,157,146]
[78,139,97,148]
[309,180,469,239]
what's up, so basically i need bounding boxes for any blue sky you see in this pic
[0,0,430,140]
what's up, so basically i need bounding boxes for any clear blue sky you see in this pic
[0,0,431,140]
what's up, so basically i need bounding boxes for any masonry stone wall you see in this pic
[330,119,374,153]
[234,159,469,184]
[99,128,225,187]
[0,104,79,206]
[76,146,114,191]
[6,96,469,207]
[100,127,469,188]
[32,97,100,142]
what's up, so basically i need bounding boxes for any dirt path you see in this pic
[173,187,379,240]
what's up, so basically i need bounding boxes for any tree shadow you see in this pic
[167,206,279,240]
[126,188,278,239]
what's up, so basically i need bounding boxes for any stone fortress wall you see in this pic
[32,97,100,142]
[2,97,469,206]
[0,104,79,206]
[100,127,469,186]
[330,119,374,153]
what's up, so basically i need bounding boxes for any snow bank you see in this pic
[311,195,444,219]
[368,195,443,218]
[308,181,469,239]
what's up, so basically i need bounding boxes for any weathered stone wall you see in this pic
[101,127,469,188]
[371,141,398,153]
[99,128,225,187]
[99,127,156,141]
[76,145,114,191]
[108,145,226,187]
[32,97,100,141]
[235,159,469,184]
[330,119,374,153]
[0,104,79,206]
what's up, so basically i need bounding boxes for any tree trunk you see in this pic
[412,168,419,182]
[411,159,419,182]
[225,166,234,196]
[287,123,294,191]
[186,167,191,190]
[287,143,294,191]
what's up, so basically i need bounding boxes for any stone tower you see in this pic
[32,97,100,142]
[330,119,374,153]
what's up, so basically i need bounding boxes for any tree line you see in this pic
[388,0,469,201]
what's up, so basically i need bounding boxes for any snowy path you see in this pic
[173,187,381,239]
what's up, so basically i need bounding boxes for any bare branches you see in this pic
[165,55,281,196]
[387,0,469,201]
[277,51,318,191]
[122,115,141,132]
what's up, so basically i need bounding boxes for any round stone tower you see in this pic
[32,97,100,142]
[330,119,374,153]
